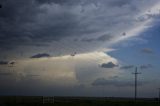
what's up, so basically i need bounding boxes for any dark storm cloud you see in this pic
[120,65,134,69]
[0,0,43,49]
[107,0,131,7]
[36,0,79,5]
[0,0,137,50]
[0,0,95,50]
[0,60,8,65]
[101,62,118,68]
[0,0,79,49]
[140,64,152,69]
[92,78,143,87]
[81,34,114,42]
[97,34,113,42]
[141,48,153,54]
[36,0,54,4]
[30,53,50,58]
[0,60,16,65]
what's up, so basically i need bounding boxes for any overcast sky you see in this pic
[0,0,160,98]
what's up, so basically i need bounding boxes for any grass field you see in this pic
[0,96,160,106]
[3,101,160,106]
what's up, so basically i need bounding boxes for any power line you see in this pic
[132,67,141,101]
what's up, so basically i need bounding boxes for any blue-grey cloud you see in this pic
[30,53,50,58]
[0,0,153,50]
[120,65,134,69]
[0,0,89,50]
[36,0,81,5]
[107,0,131,7]
[101,62,118,68]
[81,34,114,42]
[0,0,159,61]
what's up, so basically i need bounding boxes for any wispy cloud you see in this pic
[140,64,153,69]
[141,48,154,54]
[120,65,134,69]
[120,64,153,70]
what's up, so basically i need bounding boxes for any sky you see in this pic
[0,0,160,98]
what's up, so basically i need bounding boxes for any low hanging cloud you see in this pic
[101,62,118,68]
[0,60,16,66]
[141,48,154,54]
[120,65,134,69]
[0,61,9,65]
[30,53,50,58]
[92,78,144,87]
[140,64,153,69]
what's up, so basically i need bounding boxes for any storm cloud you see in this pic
[101,62,118,68]
[0,0,160,97]
[0,61,8,65]
[0,0,159,56]
[30,53,50,58]
[81,34,114,42]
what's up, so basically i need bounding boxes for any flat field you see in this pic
[0,96,160,106]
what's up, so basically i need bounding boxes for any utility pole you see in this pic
[132,67,141,101]
[158,88,160,102]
